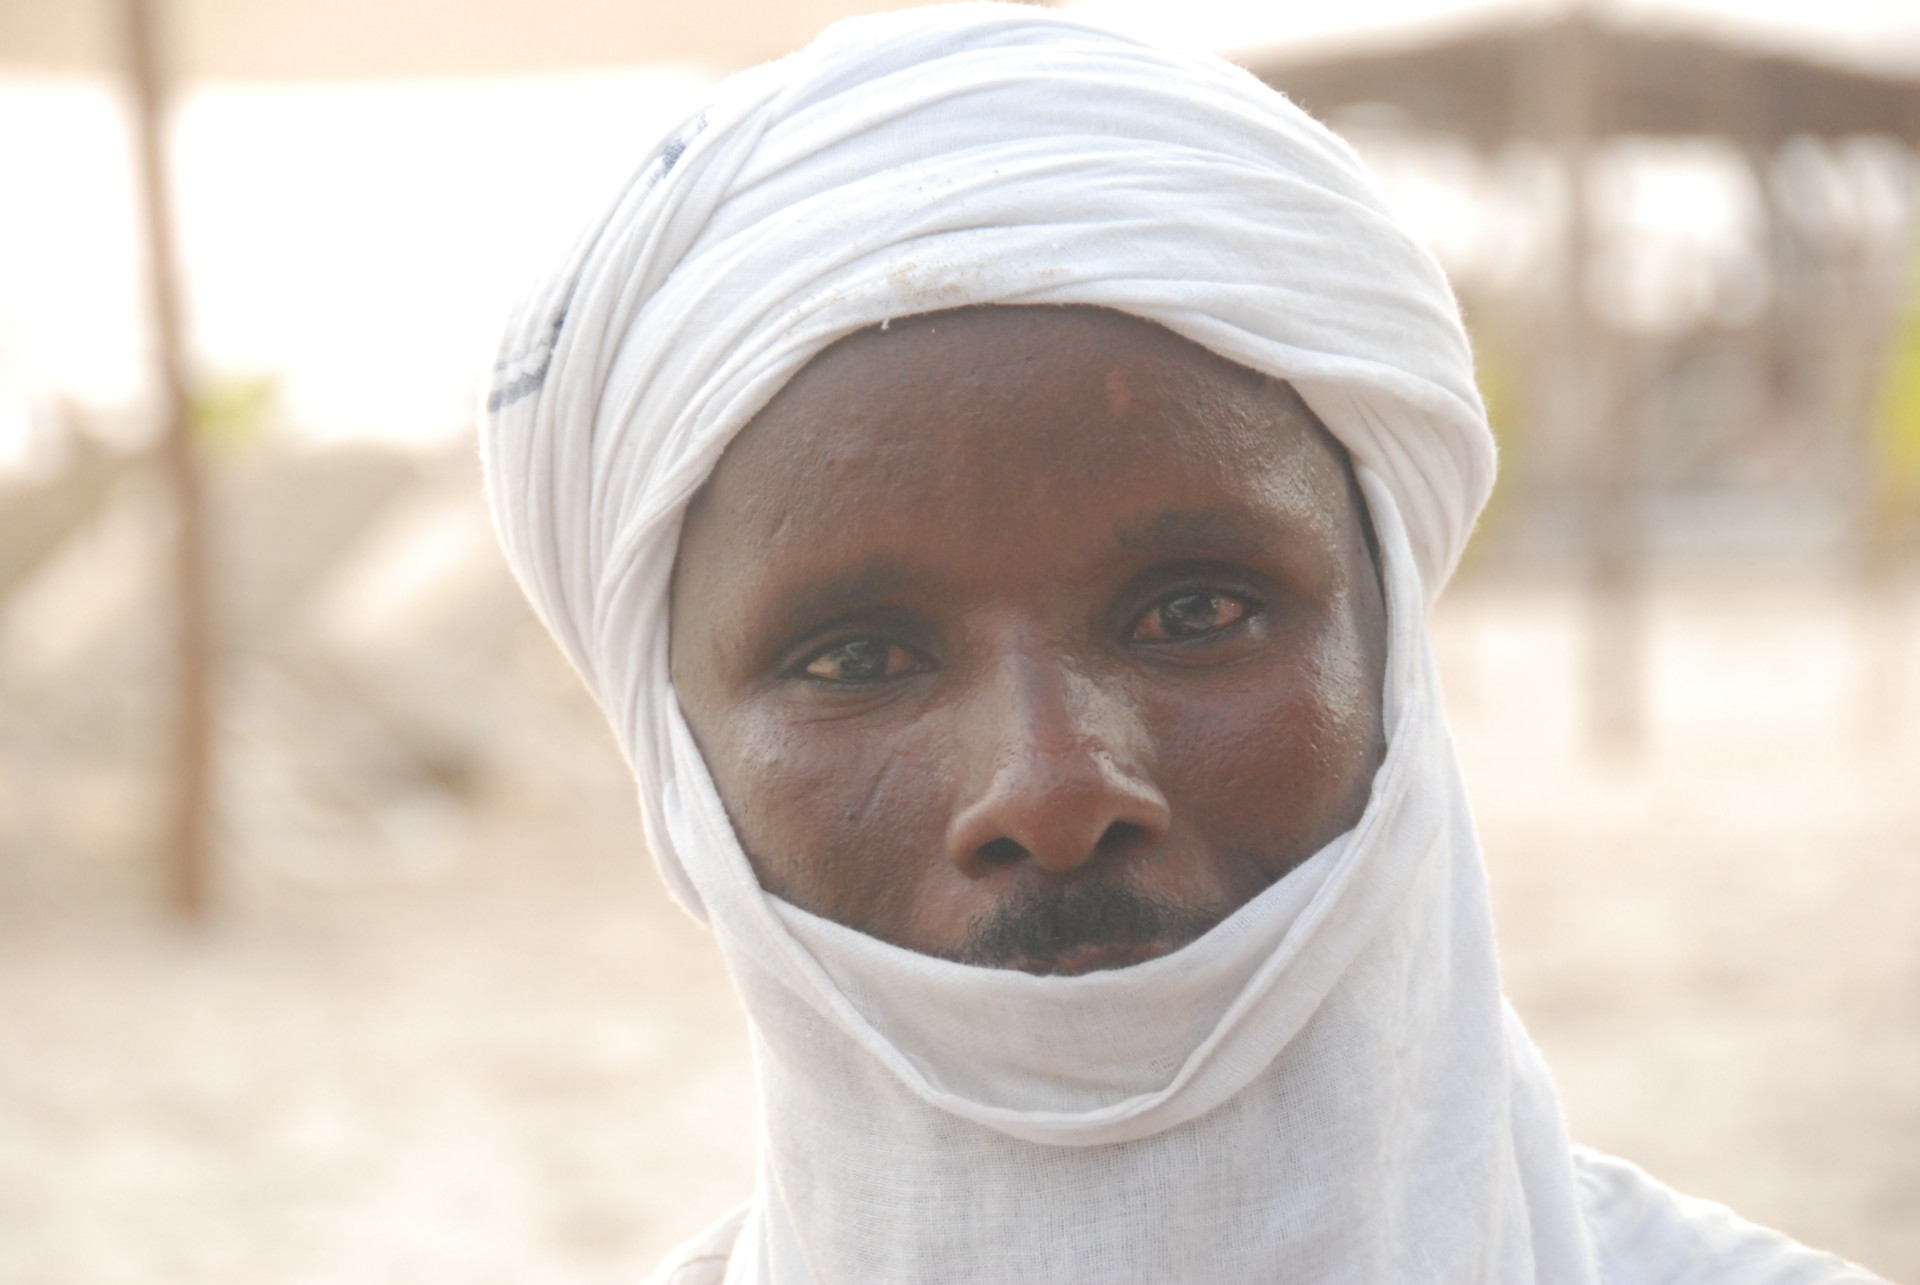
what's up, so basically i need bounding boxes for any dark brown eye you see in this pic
[803,637,917,683]
[1131,591,1250,642]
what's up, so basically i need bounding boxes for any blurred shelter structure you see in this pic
[0,0,1031,922]
[1250,3,1920,754]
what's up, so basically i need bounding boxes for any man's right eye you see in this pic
[802,637,918,684]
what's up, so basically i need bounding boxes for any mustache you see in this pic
[950,879,1225,974]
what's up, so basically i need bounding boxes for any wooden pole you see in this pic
[1588,335,1644,759]
[1537,4,1643,758]
[118,0,213,921]
[1573,13,1642,759]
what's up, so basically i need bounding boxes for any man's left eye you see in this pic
[1130,591,1251,642]
[803,637,919,683]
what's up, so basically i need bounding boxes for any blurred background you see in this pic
[0,0,1916,1281]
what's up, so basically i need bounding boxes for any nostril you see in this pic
[1095,820,1148,854]
[976,837,1028,867]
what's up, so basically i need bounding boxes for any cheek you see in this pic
[705,702,959,927]
[1149,626,1380,871]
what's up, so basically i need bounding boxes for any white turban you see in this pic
[479,7,1881,1283]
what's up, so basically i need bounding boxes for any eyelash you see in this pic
[1132,589,1256,640]
[790,585,1261,686]
[799,636,922,685]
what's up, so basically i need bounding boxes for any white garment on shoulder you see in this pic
[645,1204,748,1285]
[1573,1150,1885,1284]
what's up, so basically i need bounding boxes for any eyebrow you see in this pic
[762,560,918,638]
[1113,508,1276,559]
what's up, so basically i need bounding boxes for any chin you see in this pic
[995,937,1190,977]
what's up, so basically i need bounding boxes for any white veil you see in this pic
[479,7,1880,1282]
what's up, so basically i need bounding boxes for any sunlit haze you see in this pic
[0,0,1915,466]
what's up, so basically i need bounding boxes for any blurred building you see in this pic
[1253,7,1920,570]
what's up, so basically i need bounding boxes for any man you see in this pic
[480,7,1884,1282]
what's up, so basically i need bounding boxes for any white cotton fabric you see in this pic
[478,7,1883,1284]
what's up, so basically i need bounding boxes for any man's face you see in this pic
[670,306,1386,975]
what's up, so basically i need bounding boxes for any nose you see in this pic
[944,647,1171,878]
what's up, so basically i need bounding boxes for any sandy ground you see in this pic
[1,575,1915,1284]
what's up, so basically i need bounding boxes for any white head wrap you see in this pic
[478,7,1871,1284]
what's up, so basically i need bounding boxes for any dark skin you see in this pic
[670,306,1387,975]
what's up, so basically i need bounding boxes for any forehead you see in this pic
[684,306,1354,551]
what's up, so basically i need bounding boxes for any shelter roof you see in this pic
[1246,10,1920,148]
